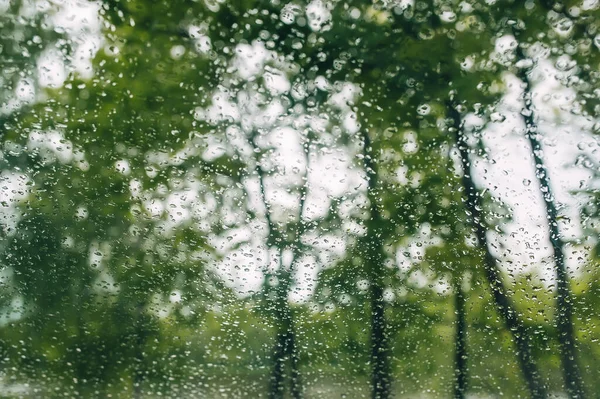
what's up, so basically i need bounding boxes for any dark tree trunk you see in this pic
[448,101,548,399]
[361,130,392,399]
[268,263,302,399]
[267,306,302,399]
[288,317,302,399]
[268,326,288,399]
[515,41,586,399]
[252,130,303,399]
[453,278,467,399]
[370,280,391,399]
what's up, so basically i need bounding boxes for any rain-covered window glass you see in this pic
[1,0,599,398]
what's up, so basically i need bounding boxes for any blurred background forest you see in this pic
[0,0,599,397]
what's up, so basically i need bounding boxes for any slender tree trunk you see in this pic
[268,266,302,399]
[514,41,586,399]
[361,130,392,399]
[268,325,288,399]
[453,277,467,399]
[288,314,302,399]
[268,263,290,399]
[267,305,302,399]
[448,101,548,398]
[286,135,311,399]
[249,131,295,399]
[370,278,391,399]
[252,129,306,399]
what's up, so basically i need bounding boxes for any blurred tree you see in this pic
[512,29,586,398]
[447,98,547,398]
[0,0,598,397]
[1,0,242,395]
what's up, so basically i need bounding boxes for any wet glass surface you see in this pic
[0,0,599,397]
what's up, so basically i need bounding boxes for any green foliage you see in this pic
[0,0,598,397]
